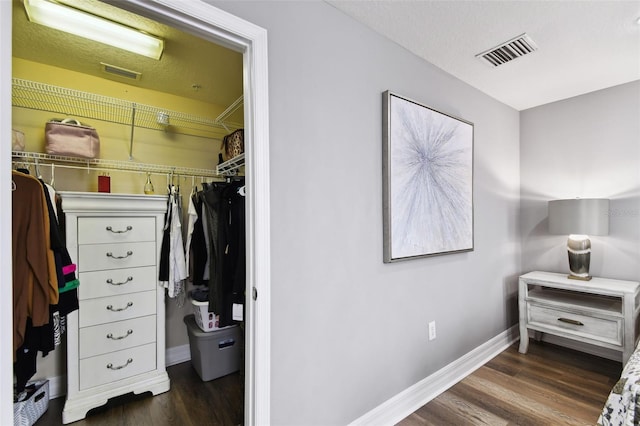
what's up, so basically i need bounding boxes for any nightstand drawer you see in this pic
[528,303,622,346]
[78,217,156,244]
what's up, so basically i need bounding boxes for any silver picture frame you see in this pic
[383,91,474,262]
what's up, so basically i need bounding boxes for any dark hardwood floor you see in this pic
[398,341,622,426]
[35,341,620,425]
[36,361,243,426]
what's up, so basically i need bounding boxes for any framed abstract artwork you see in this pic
[382,91,474,262]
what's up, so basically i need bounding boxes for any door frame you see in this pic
[0,1,271,424]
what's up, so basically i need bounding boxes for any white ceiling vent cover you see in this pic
[101,63,142,81]
[476,33,538,67]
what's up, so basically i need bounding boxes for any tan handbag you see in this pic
[45,118,100,159]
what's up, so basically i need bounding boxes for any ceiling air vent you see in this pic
[101,63,141,81]
[475,33,538,67]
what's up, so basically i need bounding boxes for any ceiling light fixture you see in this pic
[23,0,164,60]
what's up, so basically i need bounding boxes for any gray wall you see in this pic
[521,81,640,281]
[213,2,521,424]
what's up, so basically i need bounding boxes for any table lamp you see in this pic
[548,198,609,281]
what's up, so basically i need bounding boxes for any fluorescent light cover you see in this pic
[23,0,164,60]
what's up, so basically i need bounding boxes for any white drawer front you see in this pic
[79,291,157,328]
[78,242,156,272]
[79,343,156,390]
[79,315,157,359]
[78,217,156,245]
[528,303,622,345]
[78,266,157,301]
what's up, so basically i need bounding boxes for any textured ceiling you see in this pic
[328,0,640,111]
[12,0,243,116]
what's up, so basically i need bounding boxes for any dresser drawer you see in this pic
[79,342,156,390]
[77,217,156,245]
[79,315,157,359]
[78,242,156,272]
[78,266,157,300]
[528,303,622,346]
[79,291,157,328]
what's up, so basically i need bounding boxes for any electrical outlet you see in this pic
[428,321,437,341]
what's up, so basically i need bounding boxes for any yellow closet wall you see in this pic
[12,57,234,195]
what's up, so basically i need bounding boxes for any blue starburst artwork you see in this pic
[383,91,473,262]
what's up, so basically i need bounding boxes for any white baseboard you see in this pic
[46,374,66,400]
[348,325,520,426]
[166,344,191,366]
[45,344,192,400]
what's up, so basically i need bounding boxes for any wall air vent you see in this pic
[475,33,538,67]
[101,62,142,81]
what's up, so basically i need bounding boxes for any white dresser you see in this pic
[59,192,170,424]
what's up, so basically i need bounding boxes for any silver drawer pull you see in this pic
[106,329,133,340]
[106,276,133,286]
[106,251,133,259]
[106,225,133,233]
[106,358,133,370]
[106,302,133,312]
[558,317,584,326]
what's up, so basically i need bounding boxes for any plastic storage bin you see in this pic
[191,299,220,332]
[184,314,242,381]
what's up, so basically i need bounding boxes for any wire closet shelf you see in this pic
[12,78,243,139]
[12,151,245,179]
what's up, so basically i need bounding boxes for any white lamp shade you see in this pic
[548,198,609,236]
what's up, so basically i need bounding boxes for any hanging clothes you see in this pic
[189,190,208,286]
[12,170,78,393]
[160,185,188,301]
[219,179,246,326]
[11,171,55,358]
[200,182,225,316]
[185,188,198,275]
[186,178,245,327]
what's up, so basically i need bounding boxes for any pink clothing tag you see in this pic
[62,264,77,275]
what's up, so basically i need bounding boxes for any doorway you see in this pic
[0,1,271,424]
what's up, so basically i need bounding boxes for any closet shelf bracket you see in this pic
[216,153,245,176]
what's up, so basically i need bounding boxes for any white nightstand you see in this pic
[518,271,640,364]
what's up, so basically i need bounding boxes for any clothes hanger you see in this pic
[16,162,30,175]
[35,158,43,180]
[191,176,197,196]
[50,163,55,187]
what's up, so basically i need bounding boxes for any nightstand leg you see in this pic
[519,324,529,354]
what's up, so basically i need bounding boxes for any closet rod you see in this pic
[12,151,224,178]
[11,159,226,182]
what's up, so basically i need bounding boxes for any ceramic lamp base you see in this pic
[567,235,591,281]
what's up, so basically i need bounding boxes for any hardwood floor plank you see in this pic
[472,365,601,423]
[397,342,621,425]
[35,363,242,426]
[417,391,508,426]
[449,379,561,426]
